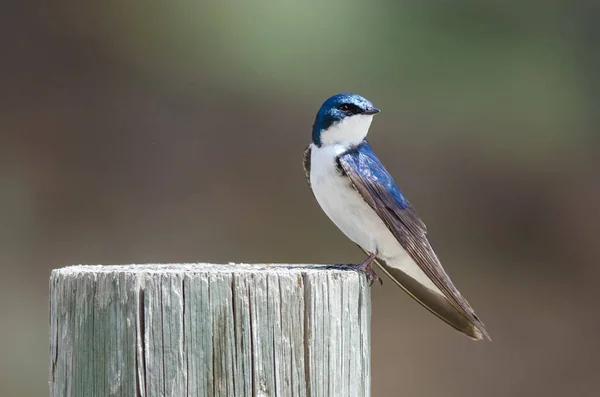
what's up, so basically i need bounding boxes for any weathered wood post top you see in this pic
[50,263,371,397]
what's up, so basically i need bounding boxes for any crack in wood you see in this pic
[49,264,370,397]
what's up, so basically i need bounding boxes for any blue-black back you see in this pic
[339,140,411,210]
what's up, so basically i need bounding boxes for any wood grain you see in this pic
[50,264,371,397]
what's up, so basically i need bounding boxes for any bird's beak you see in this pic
[363,107,381,115]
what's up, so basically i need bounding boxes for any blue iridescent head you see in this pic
[312,93,380,147]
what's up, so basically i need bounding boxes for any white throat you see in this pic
[319,114,374,147]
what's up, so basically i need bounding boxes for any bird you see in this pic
[303,93,490,340]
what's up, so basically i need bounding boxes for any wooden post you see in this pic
[49,264,371,397]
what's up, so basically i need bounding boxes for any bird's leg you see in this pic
[358,251,382,286]
[326,252,382,286]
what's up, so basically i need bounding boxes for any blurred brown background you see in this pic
[1,1,599,396]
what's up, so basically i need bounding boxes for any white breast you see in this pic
[309,143,439,292]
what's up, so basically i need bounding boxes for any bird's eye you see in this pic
[339,103,358,114]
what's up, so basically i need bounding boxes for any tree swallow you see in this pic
[303,93,490,340]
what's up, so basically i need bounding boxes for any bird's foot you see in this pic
[358,257,382,286]
[327,253,382,286]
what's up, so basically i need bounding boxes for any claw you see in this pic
[358,252,382,286]
[326,253,382,286]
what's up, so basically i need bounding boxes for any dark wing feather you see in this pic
[303,145,312,191]
[338,141,490,340]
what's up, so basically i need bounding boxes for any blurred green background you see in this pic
[2,1,599,396]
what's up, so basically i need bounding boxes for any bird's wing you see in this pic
[338,141,490,340]
[303,145,312,191]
